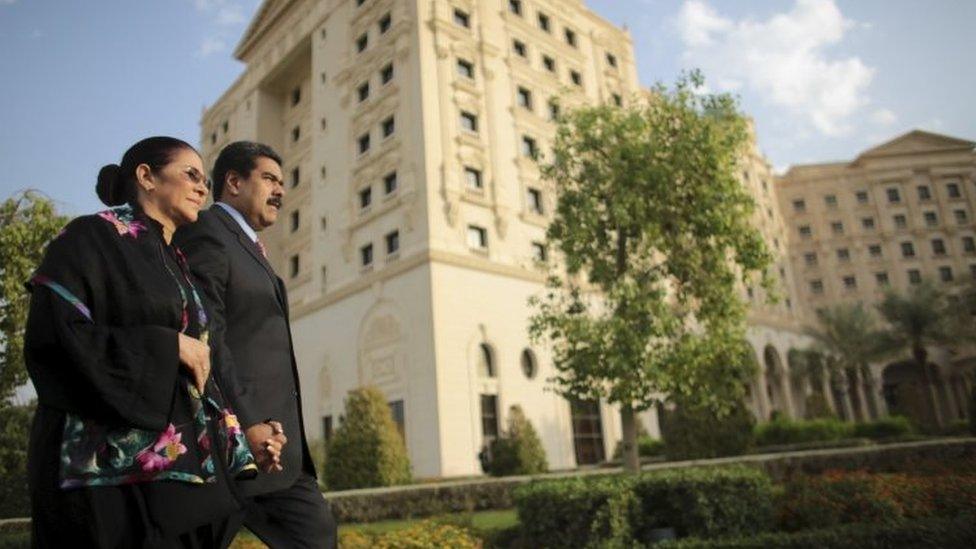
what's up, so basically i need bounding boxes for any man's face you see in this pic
[227,156,284,230]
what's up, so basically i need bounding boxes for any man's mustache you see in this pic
[267,196,282,208]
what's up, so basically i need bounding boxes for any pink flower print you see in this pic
[97,210,146,238]
[221,411,243,437]
[135,424,187,472]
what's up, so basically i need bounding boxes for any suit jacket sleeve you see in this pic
[176,220,259,429]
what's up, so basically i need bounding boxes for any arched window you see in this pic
[478,343,495,378]
[520,348,537,379]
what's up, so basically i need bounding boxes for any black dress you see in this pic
[23,203,256,548]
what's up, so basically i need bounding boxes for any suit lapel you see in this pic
[211,206,287,311]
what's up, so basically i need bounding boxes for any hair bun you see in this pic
[96,163,124,206]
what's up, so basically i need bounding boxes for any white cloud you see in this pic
[197,37,226,57]
[871,108,897,126]
[675,0,875,136]
[193,0,246,27]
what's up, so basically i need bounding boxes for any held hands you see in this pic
[178,333,211,393]
[246,420,288,473]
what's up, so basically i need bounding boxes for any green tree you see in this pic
[322,385,411,490]
[528,72,773,472]
[485,405,548,476]
[0,190,68,403]
[807,303,890,422]
[877,281,956,428]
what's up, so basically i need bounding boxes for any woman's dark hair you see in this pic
[211,141,282,201]
[96,136,197,207]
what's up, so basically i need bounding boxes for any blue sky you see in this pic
[2,0,974,216]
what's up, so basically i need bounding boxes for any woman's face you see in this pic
[148,148,210,226]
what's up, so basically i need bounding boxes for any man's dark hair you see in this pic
[212,141,283,200]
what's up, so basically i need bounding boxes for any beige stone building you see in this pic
[199,0,968,478]
[776,130,976,427]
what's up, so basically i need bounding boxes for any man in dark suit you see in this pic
[175,141,337,548]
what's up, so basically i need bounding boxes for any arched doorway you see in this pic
[882,360,942,428]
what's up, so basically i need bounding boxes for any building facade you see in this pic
[200,0,970,478]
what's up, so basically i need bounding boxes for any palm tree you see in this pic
[876,281,956,428]
[807,302,890,422]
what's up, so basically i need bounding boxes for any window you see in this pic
[360,243,373,266]
[862,217,875,230]
[289,254,299,278]
[901,241,915,258]
[803,252,817,266]
[453,9,470,28]
[385,230,399,255]
[954,209,968,224]
[521,135,538,158]
[606,52,617,67]
[291,167,300,188]
[381,115,395,138]
[357,133,370,154]
[356,32,368,52]
[570,70,582,87]
[380,63,394,84]
[291,125,301,142]
[548,101,560,121]
[908,269,922,285]
[963,236,975,254]
[460,111,478,132]
[358,82,372,104]
[843,275,857,289]
[532,241,547,262]
[537,12,550,32]
[359,186,372,209]
[869,244,883,257]
[513,39,527,57]
[528,187,543,214]
[291,86,301,106]
[464,166,482,190]
[612,93,622,107]
[565,28,578,47]
[894,214,907,229]
[875,272,889,286]
[521,349,537,379]
[480,394,499,446]
[509,0,522,16]
[477,344,495,377]
[947,182,961,198]
[210,132,216,144]
[837,248,850,261]
[321,416,333,444]
[939,266,953,282]
[932,238,946,256]
[887,187,901,203]
[824,194,838,207]
[356,0,366,6]
[384,171,398,195]
[467,225,487,249]
[924,211,938,227]
[831,221,844,235]
[542,55,555,73]
[856,190,869,204]
[810,280,824,294]
[378,12,392,34]
[290,210,299,232]
[516,86,533,110]
[388,400,405,442]
[798,225,812,238]
[570,399,605,465]
[917,185,931,201]
[457,58,474,79]
[792,199,806,212]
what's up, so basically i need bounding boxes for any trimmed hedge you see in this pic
[513,466,773,548]
[660,400,755,460]
[658,513,976,548]
[852,416,912,439]
[755,418,852,446]
[612,435,666,460]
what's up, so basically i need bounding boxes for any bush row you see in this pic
[513,466,773,548]
[753,416,913,447]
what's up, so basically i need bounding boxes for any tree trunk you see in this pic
[914,344,944,428]
[620,405,640,473]
[847,367,867,422]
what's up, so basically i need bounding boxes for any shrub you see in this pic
[339,521,481,549]
[754,417,852,446]
[485,405,548,477]
[322,386,411,490]
[803,392,835,420]
[514,475,630,548]
[659,513,976,548]
[852,416,912,440]
[0,404,33,519]
[612,435,665,460]
[660,399,755,460]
